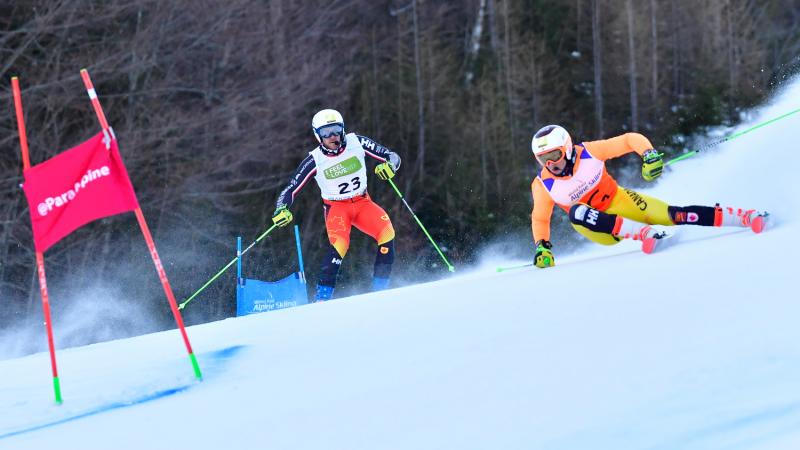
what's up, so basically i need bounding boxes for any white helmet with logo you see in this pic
[312,109,346,154]
[531,124,574,163]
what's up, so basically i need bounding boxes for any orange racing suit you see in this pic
[531,133,675,245]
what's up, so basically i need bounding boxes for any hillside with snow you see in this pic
[1,80,799,450]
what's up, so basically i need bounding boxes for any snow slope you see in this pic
[1,81,799,450]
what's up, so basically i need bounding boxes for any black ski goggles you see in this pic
[316,123,344,139]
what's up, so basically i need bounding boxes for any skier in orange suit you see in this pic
[529,125,767,267]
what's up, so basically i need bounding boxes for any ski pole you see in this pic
[666,106,800,166]
[496,262,534,273]
[179,224,278,310]
[386,178,455,272]
[293,224,306,284]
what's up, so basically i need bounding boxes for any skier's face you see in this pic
[546,157,568,176]
[322,134,342,150]
[317,123,344,150]
[537,147,568,176]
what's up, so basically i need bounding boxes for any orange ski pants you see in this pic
[323,193,395,257]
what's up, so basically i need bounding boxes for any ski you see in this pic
[641,229,675,254]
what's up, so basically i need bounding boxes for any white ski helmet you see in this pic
[531,124,574,164]
[312,109,346,153]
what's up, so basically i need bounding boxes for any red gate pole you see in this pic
[79,69,202,380]
[12,76,63,404]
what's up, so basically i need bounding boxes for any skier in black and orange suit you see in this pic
[529,124,767,267]
[272,109,401,300]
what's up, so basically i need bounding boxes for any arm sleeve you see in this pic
[583,133,654,161]
[275,155,317,210]
[357,134,401,171]
[531,178,555,243]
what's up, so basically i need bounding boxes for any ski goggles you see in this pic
[535,148,565,167]
[316,123,344,139]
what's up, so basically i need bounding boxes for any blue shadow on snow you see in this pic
[0,345,248,440]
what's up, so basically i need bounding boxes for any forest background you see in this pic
[1,0,798,354]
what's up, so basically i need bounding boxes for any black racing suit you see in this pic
[275,135,401,210]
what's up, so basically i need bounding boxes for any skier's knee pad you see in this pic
[319,244,344,287]
[569,203,593,225]
[374,239,395,279]
[569,203,617,234]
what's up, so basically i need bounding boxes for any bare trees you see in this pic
[592,0,605,136]
[0,0,378,332]
[625,0,639,131]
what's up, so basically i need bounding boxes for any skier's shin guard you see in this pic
[318,243,344,289]
[667,205,717,226]
[374,239,394,279]
[373,239,395,281]
[569,204,618,234]
[372,240,394,292]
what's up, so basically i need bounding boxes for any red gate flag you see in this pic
[22,131,139,252]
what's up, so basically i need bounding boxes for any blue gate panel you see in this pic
[236,272,308,316]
